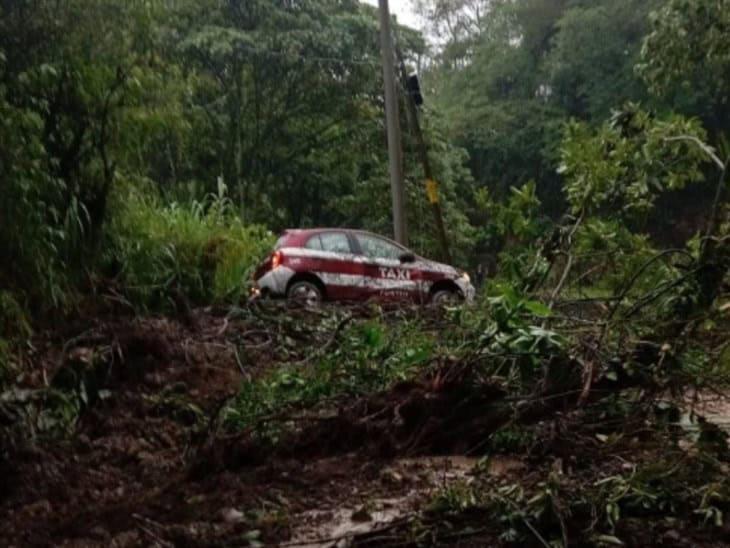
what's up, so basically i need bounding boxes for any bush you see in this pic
[0,291,26,385]
[0,339,12,386]
[226,316,434,438]
[0,291,32,340]
[571,219,675,296]
[0,70,75,313]
[105,183,274,309]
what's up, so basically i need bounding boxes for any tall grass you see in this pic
[106,183,274,309]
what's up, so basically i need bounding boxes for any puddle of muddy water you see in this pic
[286,455,523,547]
[674,393,730,433]
[292,499,409,548]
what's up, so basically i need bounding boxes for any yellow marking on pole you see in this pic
[425,178,439,204]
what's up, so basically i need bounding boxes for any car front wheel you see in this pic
[287,280,323,306]
[431,289,463,305]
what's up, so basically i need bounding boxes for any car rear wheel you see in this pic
[287,280,323,306]
[431,289,463,305]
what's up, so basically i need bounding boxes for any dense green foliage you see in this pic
[638,0,730,132]
[106,184,274,309]
[418,0,729,254]
[0,0,479,323]
[559,106,709,216]
[2,3,730,544]
[1,0,729,333]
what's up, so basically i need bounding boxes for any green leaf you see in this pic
[523,300,552,318]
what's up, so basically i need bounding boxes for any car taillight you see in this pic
[271,250,283,269]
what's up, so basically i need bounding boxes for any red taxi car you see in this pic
[252,229,475,305]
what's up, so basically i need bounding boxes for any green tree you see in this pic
[0,0,175,307]
[545,0,658,119]
[559,104,710,218]
[638,0,730,135]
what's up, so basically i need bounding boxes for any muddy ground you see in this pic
[1,306,498,547]
[1,304,729,547]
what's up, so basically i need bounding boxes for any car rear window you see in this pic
[274,233,297,249]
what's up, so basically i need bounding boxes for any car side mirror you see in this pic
[399,252,416,264]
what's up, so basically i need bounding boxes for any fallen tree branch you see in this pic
[622,267,702,319]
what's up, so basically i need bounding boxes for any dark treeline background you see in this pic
[416,0,729,243]
[0,0,728,319]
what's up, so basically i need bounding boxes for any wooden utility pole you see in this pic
[395,48,452,263]
[378,0,407,246]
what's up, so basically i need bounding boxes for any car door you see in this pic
[303,231,361,301]
[352,233,420,302]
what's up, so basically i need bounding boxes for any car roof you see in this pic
[277,228,409,251]
[281,228,347,235]
[281,228,403,242]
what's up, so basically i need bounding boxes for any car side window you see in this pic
[356,234,404,261]
[305,235,323,251]
[318,232,351,254]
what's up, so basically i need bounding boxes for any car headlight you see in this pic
[461,272,471,283]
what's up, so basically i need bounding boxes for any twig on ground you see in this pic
[275,517,411,547]
[216,318,229,336]
[522,516,552,548]
[132,513,175,548]
[238,329,273,349]
[295,313,354,366]
[59,329,106,368]
[233,346,249,379]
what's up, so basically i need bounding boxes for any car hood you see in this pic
[416,257,461,278]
